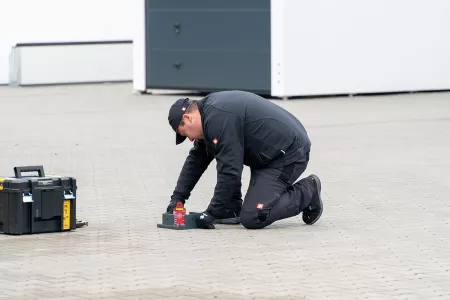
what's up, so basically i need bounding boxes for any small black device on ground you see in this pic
[0,165,77,235]
[157,212,199,230]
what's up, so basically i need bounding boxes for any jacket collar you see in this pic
[197,95,213,149]
[197,95,211,133]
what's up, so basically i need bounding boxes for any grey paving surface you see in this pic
[0,83,449,300]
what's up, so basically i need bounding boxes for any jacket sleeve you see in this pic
[171,140,214,202]
[206,113,245,216]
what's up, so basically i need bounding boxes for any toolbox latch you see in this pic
[64,191,75,200]
[23,192,33,203]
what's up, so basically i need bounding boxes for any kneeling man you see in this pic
[166,90,323,229]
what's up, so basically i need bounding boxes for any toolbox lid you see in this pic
[0,166,76,192]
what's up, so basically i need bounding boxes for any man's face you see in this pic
[177,114,203,142]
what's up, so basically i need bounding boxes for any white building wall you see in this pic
[271,0,450,97]
[0,0,135,85]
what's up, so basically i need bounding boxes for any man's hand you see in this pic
[194,211,216,229]
[166,198,185,213]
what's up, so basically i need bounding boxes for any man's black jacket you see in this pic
[171,90,311,216]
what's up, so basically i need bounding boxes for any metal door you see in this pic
[145,0,271,93]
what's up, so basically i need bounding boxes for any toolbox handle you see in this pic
[14,166,45,178]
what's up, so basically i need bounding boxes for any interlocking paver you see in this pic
[0,84,449,299]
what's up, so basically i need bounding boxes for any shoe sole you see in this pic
[306,174,323,225]
[213,217,241,225]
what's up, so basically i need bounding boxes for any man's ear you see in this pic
[182,114,191,123]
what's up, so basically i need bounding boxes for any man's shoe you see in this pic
[194,211,216,229]
[214,211,240,225]
[302,174,323,225]
[192,211,240,225]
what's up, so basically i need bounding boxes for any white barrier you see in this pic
[9,41,132,86]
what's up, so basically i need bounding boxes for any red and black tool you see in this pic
[157,201,199,230]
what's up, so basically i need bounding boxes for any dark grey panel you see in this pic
[145,0,271,93]
[148,11,270,51]
[149,0,269,10]
[147,50,270,92]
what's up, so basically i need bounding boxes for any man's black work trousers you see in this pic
[240,153,314,229]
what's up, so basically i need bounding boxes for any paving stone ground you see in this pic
[0,83,449,300]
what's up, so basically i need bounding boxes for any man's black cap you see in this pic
[168,97,191,145]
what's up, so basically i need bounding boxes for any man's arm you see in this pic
[205,113,245,217]
[171,139,214,203]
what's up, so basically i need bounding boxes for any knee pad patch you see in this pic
[257,209,269,223]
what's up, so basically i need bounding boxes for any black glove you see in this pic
[194,211,216,229]
[166,198,185,213]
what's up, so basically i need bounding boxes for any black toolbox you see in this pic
[0,166,77,235]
